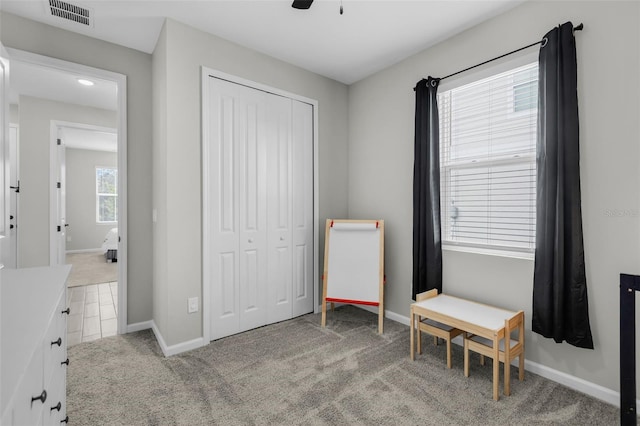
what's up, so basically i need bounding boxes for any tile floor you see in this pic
[66,282,118,347]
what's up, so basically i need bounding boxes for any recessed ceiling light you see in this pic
[77,78,94,86]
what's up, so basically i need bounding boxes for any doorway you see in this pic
[55,122,120,344]
[5,47,128,336]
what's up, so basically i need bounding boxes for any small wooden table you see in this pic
[410,294,520,401]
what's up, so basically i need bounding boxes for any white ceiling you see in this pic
[1,0,526,85]
[9,60,118,111]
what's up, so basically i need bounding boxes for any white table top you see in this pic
[412,294,517,332]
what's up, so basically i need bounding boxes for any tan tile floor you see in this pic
[66,282,118,347]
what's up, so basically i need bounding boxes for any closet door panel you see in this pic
[237,88,268,331]
[292,101,314,316]
[209,80,240,339]
[266,95,293,323]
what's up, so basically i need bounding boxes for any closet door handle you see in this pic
[51,337,62,347]
[50,402,62,412]
[61,415,69,424]
[61,308,71,315]
[61,358,70,366]
[31,390,47,405]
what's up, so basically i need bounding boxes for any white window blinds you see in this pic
[438,62,538,252]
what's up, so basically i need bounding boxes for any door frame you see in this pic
[201,67,319,343]
[7,48,129,335]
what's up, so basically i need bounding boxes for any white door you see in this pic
[266,94,293,324]
[54,130,66,265]
[208,78,269,340]
[3,125,18,268]
[0,48,9,269]
[291,101,314,317]
[207,76,314,340]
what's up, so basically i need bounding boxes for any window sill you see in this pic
[442,243,534,261]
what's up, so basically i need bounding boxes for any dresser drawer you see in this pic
[42,370,66,426]
[43,294,68,385]
[11,348,46,426]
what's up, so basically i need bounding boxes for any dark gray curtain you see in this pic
[532,22,593,349]
[412,77,442,299]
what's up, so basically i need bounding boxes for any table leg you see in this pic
[493,337,500,401]
[410,307,415,361]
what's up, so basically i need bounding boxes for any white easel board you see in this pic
[321,219,385,333]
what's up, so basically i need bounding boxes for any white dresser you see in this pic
[1,265,72,426]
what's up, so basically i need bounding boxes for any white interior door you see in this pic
[266,94,293,324]
[0,48,9,265]
[207,75,314,341]
[3,125,18,268]
[291,101,314,317]
[237,84,268,333]
[55,129,66,265]
[209,78,269,339]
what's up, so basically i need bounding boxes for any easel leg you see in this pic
[321,298,327,328]
[321,274,328,328]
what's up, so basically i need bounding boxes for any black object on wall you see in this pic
[292,0,313,10]
[620,274,639,426]
[532,21,594,349]
[412,77,442,299]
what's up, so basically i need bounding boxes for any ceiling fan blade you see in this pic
[292,0,313,10]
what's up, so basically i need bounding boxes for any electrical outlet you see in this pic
[188,297,198,314]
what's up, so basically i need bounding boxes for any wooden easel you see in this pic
[321,219,385,333]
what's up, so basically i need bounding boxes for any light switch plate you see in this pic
[188,297,198,314]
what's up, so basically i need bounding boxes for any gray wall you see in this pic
[17,96,116,265]
[0,12,153,325]
[152,19,349,346]
[152,24,169,337]
[66,148,117,252]
[9,104,18,123]
[348,1,640,394]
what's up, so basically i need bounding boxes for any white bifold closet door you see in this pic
[208,77,313,341]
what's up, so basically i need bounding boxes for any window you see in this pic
[438,62,538,253]
[96,167,117,223]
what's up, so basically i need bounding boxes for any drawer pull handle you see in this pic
[51,337,62,347]
[51,402,62,412]
[61,308,71,315]
[31,390,47,405]
[61,415,69,424]
[61,358,70,366]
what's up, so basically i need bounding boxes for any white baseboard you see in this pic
[126,320,152,333]
[328,303,638,409]
[523,359,632,407]
[66,248,104,254]
[150,320,205,357]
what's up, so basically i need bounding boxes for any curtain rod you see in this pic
[418,23,584,86]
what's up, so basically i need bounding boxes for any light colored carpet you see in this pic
[67,306,621,425]
[66,252,117,287]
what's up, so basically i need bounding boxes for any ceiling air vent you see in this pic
[47,0,92,27]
